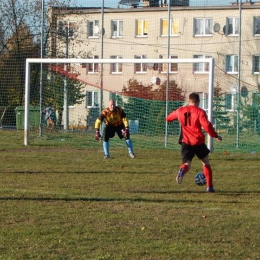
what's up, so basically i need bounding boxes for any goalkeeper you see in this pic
[94,100,135,159]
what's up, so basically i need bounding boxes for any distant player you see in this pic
[42,105,56,130]
[94,100,135,159]
[166,92,222,192]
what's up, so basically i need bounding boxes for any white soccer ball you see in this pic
[194,172,206,186]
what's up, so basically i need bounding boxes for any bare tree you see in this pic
[0,0,87,126]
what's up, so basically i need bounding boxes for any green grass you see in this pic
[0,130,259,259]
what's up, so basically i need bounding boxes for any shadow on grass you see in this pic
[0,196,205,203]
[5,170,169,174]
[0,191,252,204]
[133,189,260,195]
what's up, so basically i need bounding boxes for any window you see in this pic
[86,91,98,108]
[87,20,99,38]
[161,19,180,36]
[87,56,99,73]
[226,17,239,36]
[193,55,211,73]
[111,20,123,38]
[225,93,237,111]
[198,92,208,110]
[159,55,178,73]
[253,17,260,35]
[110,56,123,74]
[253,55,260,74]
[136,19,148,37]
[134,55,147,73]
[225,55,238,73]
[194,18,213,36]
[58,20,76,39]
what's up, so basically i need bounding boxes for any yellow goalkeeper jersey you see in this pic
[95,106,129,129]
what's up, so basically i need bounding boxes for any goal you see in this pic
[24,58,214,150]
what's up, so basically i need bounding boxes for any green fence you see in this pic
[22,90,260,154]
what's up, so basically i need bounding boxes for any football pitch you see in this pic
[0,131,259,259]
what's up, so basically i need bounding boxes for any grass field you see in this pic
[0,130,259,260]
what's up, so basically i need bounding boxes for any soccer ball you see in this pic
[194,173,206,186]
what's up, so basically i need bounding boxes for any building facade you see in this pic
[48,2,260,127]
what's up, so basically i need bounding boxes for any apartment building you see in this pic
[48,2,260,127]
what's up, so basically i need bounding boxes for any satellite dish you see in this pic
[155,77,161,85]
[93,26,100,34]
[231,85,237,94]
[241,86,248,98]
[213,23,220,32]
[151,76,157,84]
[147,63,154,70]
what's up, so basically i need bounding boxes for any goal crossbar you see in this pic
[25,58,215,150]
[26,58,213,64]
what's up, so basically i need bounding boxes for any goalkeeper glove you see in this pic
[95,130,101,141]
[123,127,130,139]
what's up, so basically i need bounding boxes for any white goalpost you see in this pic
[24,58,214,150]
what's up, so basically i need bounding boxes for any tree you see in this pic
[0,20,39,125]
[42,70,85,127]
[0,23,5,57]
[0,0,88,126]
[0,0,43,124]
[121,78,185,101]
[212,84,231,131]
[240,89,260,134]
[120,78,185,135]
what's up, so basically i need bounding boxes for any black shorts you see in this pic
[102,124,126,142]
[181,142,210,163]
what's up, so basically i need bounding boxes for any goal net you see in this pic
[24,58,214,150]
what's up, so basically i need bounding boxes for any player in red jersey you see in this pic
[166,92,222,192]
[94,100,135,159]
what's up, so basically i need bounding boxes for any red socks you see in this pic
[180,163,189,174]
[203,164,213,187]
[178,164,213,187]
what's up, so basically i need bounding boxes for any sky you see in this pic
[71,0,234,8]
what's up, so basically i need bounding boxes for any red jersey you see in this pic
[166,105,218,145]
